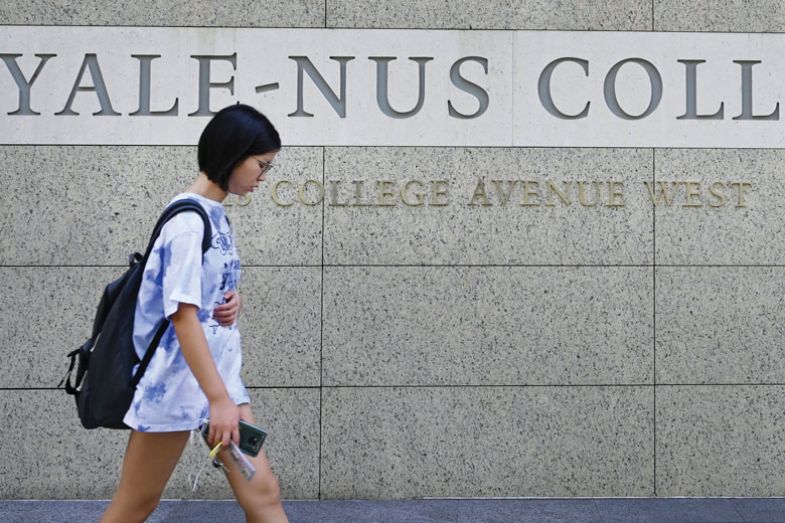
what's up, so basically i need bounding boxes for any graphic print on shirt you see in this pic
[210,259,243,334]
[210,204,234,254]
[213,229,233,254]
[221,259,242,292]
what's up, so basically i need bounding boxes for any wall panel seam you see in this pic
[5,145,785,150]
[15,384,785,392]
[652,146,657,497]
[11,264,785,268]
[651,0,655,31]
[317,383,785,388]
[318,145,325,500]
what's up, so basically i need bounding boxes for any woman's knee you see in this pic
[257,472,282,503]
[241,473,282,514]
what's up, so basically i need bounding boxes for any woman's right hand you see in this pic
[207,395,240,448]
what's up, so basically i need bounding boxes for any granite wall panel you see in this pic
[657,385,785,496]
[327,0,652,30]
[2,0,780,501]
[0,267,320,388]
[323,266,653,386]
[654,149,785,265]
[656,267,785,384]
[0,146,322,266]
[237,267,321,387]
[323,147,653,265]
[321,386,654,498]
[654,0,785,32]
[0,0,324,27]
[0,388,319,499]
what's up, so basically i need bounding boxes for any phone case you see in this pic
[200,419,268,457]
[238,419,267,457]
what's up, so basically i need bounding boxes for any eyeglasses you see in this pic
[256,159,274,176]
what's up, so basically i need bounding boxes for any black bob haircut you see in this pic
[198,104,281,191]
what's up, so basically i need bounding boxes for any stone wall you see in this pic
[2,0,784,499]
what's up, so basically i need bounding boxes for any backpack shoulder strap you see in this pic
[143,199,213,259]
[130,199,214,389]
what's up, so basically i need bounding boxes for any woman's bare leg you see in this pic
[215,404,289,523]
[99,430,191,523]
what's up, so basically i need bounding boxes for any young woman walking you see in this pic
[100,104,288,523]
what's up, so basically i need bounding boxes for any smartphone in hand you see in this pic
[201,418,268,457]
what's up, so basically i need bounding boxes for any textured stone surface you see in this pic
[323,147,653,265]
[656,267,785,384]
[4,2,784,501]
[321,386,653,498]
[0,0,324,26]
[0,146,321,266]
[656,385,785,496]
[0,388,319,499]
[0,267,117,388]
[237,267,321,387]
[227,147,323,266]
[327,0,652,30]
[654,0,785,32]
[654,149,785,265]
[0,267,317,388]
[323,266,653,386]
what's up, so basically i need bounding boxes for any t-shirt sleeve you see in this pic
[159,211,205,319]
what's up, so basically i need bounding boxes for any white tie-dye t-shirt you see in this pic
[123,192,250,432]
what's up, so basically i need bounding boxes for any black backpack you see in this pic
[60,199,212,429]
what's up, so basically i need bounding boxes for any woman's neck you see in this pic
[187,173,228,203]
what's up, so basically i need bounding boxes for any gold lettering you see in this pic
[728,182,752,208]
[607,181,625,207]
[682,181,703,208]
[237,194,251,207]
[376,180,396,206]
[401,180,425,207]
[545,181,571,207]
[298,179,325,206]
[708,182,726,207]
[271,180,295,207]
[352,180,372,207]
[431,180,449,207]
[520,181,540,206]
[329,180,350,207]
[277,178,750,211]
[491,180,517,206]
[577,181,599,207]
[644,181,675,206]
[469,178,491,206]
